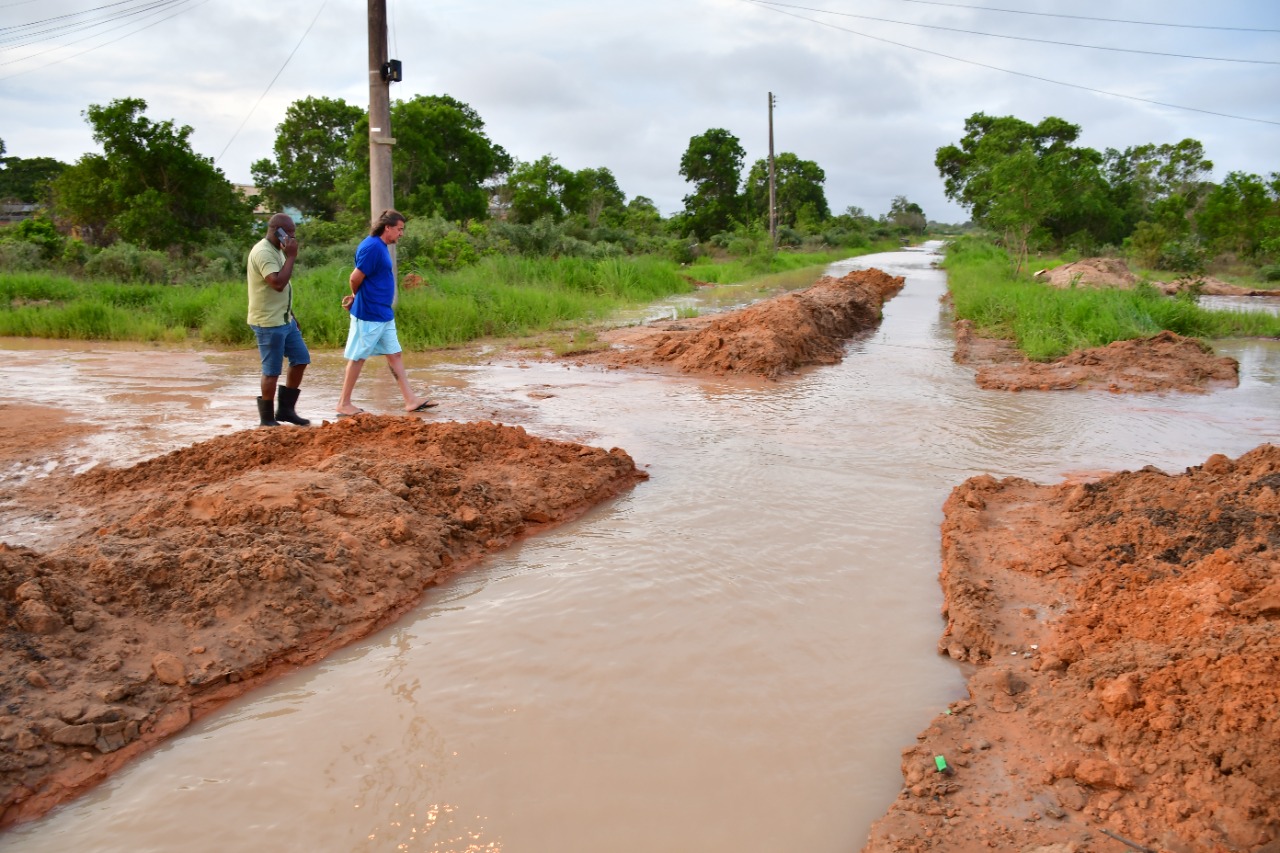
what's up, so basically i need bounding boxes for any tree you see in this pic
[1107,139,1213,235]
[339,94,511,222]
[887,195,926,234]
[1196,171,1279,259]
[679,128,745,239]
[743,152,830,230]
[251,96,363,220]
[622,195,664,235]
[51,98,253,249]
[563,167,626,227]
[0,139,68,204]
[502,156,576,223]
[936,113,1112,270]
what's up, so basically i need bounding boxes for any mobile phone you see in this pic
[276,227,289,242]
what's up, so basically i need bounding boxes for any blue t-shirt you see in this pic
[351,234,396,323]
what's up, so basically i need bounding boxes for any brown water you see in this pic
[4,244,1279,852]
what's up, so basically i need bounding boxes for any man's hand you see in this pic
[282,234,299,259]
[341,294,355,311]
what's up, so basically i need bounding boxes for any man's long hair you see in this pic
[371,209,405,237]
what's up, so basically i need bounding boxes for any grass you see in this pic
[0,245,892,351]
[943,237,1280,361]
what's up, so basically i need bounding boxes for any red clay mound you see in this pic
[0,417,646,829]
[955,324,1239,393]
[574,268,905,379]
[864,443,1280,853]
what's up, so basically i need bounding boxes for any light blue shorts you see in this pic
[343,317,402,361]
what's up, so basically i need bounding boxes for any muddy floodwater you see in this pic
[4,244,1279,852]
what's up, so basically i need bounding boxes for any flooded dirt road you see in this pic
[3,244,1279,851]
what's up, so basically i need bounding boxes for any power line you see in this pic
[874,0,1280,33]
[752,1,1280,65]
[216,0,329,165]
[0,0,206,80]
[1,0,165,34]
[742,0,1280,127]
[1,0,187,50]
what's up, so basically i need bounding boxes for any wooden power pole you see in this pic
[768,92,777,250]
[368,0,394,222]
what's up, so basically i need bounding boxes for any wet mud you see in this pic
[0,417,644,828]
[863,444,1279,852]
[567,267,905,378]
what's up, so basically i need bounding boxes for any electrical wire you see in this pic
[0,0,194,68]
[1,0,170,34]
[215,0,329,165]
[741,0,1280,127]
[751,0,1280,65]
[872,0,1280,33]
[1,0,187,50]
[0,0,206,78]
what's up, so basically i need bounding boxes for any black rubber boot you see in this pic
[276,385,310,426]
[257,396,279,427]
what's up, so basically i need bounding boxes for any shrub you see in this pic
[84,242,170,284]
[0,240,43,271]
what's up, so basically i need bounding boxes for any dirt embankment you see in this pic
[0,417,646,829]
[1035,258,1280,298]
[953,322,1240,393]
[569,267,905,378]
[864,444,1280,852]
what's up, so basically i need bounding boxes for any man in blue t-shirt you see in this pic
[335,209,436,417]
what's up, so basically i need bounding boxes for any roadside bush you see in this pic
[297,218,360,247]
[4,217,63,259]
[0,240,43,271]
[1258,264,1280,283]
[60,238,91,269]
[84,241,170,284]
[1156,238,1208,274]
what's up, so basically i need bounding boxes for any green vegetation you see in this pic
[0,242,891,350]
[943,236,1280,361]
[936,113,1280,280]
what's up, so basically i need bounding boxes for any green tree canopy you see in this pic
[936,112,1115,270]
[51,98,253,249]
[1196,171,1280,260]
[0,139,68,204]
[251,96,364,220]
[679,128,745,239]
[886,195,926,234]
[503,155,575,223]
[563,166,626,227]
[743,152,831,230]
[340,94,511,222]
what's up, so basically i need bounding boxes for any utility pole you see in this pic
[367,0,394,223]
[767,92,777,250]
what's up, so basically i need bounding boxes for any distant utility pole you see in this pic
[768,92,777,250]
[367,0,395,223]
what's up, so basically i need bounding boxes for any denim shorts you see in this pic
[343,317,402,361]
[250,318,311,376]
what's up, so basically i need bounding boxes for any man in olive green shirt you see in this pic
[246,213,310,426]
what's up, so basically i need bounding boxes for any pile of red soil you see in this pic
[0,417,646,829]
[573,268,905,379]
[864,443,1280,852]
[954,323,1239,393]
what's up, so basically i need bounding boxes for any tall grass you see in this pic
[0,241,903,350]
[943,236,1280,360]
[0,255,696,349]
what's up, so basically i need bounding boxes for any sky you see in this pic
[2,0,1278,224]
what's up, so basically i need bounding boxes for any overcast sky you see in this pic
[2,0,1277,223]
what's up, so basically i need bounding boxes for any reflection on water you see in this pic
[4,244,1279,852]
